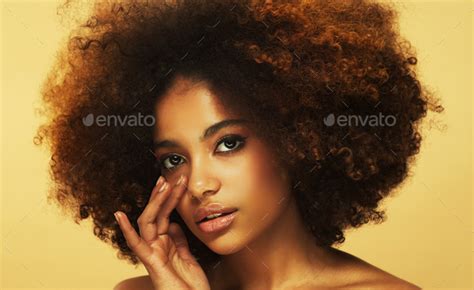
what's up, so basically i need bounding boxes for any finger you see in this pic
[156,175,188,234]
[168,222,196,263]
[115,211,152,261]
[141,177,171,223]
[139,179,173,241]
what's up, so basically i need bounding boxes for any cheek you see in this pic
[173,143,289,246]
[237,146,289,225]
[176,198,192,224]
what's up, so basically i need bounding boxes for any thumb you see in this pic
[168,223,197,263]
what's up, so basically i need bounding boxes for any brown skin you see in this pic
[115,177,208,290]
[34,0,444,275]
[33,0,444,288]
[114,77,420,290]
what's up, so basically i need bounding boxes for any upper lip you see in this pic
[193,203,238,223]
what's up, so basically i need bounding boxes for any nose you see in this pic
[186,158,221,202]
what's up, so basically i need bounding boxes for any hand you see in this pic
[114,174,210,290]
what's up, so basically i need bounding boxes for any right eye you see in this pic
[160,154,185,171]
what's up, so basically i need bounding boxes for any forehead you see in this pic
[153,77,238,138]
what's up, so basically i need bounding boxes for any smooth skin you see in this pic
[114,177,419,289]
[114,175,210,290]
[114,76,421,290]
[114,176,420,290]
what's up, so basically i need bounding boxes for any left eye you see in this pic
[215,135,246,153]
[158,135,246,171]
[160,154,184,170]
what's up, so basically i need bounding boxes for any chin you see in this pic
[198,230,247,255]
[206,240,244,255]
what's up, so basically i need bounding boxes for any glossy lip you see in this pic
[193,203,238,224]
[196,210,238,234]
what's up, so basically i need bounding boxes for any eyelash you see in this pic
[158,134,247,171]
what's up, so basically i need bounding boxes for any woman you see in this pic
[35,0,442,289]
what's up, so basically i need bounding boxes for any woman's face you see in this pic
[153,76,291,254]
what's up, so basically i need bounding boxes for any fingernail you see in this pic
[158,181,168,193]
[114,212,120,223]
[156,176,163,186]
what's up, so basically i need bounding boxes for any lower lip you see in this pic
[196,210,238,234]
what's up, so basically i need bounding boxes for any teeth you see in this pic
[206,213,223,220]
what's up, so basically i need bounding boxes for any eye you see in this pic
[158,135,247,171]
[160,154,185,171]
[215,134,246,154]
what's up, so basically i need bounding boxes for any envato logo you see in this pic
[323,113,396,127]
[82,113,155,127]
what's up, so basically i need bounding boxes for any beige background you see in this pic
[1,0,472,289]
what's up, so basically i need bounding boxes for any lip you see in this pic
[193,203,238,224]
[196,210,238,234]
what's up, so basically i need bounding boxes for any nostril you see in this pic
[189,193,201,202]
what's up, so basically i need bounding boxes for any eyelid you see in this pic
[215,133,247,147]
[158,134,245,158]
[158,152,183,165]
[214,135,247,156]
[157,134,247,169]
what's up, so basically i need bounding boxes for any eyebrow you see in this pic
[153,118,249,150]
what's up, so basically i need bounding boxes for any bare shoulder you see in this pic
[348,271,421,290]
[113,275,154,290]
[326,247,421,289]
[349,274,421,290]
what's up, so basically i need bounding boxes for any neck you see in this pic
[216,197,331,290]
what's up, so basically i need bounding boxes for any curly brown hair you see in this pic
[34,0,443,271]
